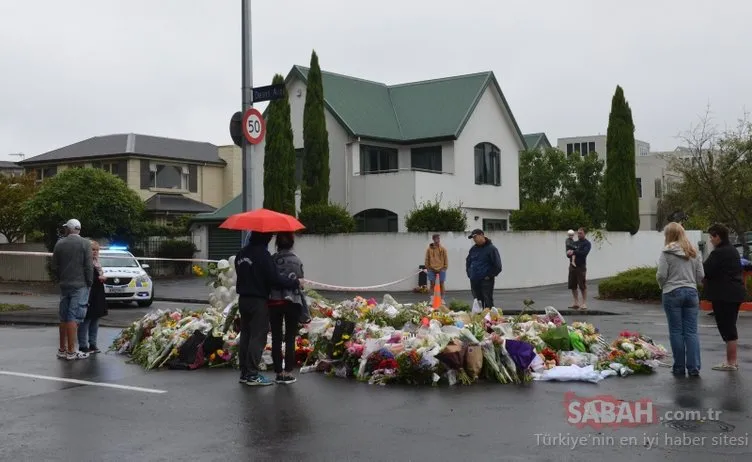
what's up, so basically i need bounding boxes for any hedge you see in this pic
[598,267,662,301]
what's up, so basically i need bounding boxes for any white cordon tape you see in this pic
[0,251,421,292]
[0,250,218,263]
[302,271,421,292]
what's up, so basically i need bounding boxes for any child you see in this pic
[565,230,577,267]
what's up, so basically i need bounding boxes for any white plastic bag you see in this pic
[532,364,606,383]
[472,299,483,314]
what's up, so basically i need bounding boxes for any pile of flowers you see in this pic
[110,257,669,385]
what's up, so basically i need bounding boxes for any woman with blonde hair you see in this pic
[656,222,705,377]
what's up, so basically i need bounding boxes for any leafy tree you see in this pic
[518,148,568,205]
[563,152,605,227]
[405,199,467,232]
[301,50,330,209]
[666,108,752,255]
[23,167,146,251]
[514,148,604,230]
[0,173,38,243]
[263,73,296,215]
[604,85,640,234]
[298,203,355,235]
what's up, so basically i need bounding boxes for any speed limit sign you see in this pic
[242,108,266,145]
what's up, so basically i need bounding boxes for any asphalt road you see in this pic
[1,310,750,461]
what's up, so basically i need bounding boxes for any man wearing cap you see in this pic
[52,219,93,360]
[466,229,502,308]
[424,234,448,301]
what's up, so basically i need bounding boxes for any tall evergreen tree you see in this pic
[301,50,330,209]
[263,74,296,215]
[604,85,640,234]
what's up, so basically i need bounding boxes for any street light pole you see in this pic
[241,0,254,244]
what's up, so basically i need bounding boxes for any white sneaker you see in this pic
[66,351,89,360]
[56,349,67,359]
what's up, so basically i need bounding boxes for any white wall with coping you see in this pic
[286,230,701,292]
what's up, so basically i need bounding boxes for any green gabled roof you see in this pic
[190,194,242,223]
[523,132,552,150]
[288,66,525,145]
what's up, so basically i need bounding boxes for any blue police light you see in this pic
[108,244,129,251]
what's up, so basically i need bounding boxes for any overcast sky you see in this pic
[1,0,750,162]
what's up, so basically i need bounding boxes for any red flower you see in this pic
[378,359,398,370]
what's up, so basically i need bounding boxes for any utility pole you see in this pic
[241,0,253,244]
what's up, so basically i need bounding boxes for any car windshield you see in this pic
[100,253,140,268]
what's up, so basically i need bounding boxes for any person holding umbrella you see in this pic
[222,208,307,386]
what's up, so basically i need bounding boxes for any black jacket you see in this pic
[235,234,299,298]
[86,267,108,319]
[466,238,502,281]
[703,242,746,302]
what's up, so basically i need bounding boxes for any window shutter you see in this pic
[140,160,150,189]
[494,152,501,186]
[189,165,198,192]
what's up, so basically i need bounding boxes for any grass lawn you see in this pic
[0,303,32,312]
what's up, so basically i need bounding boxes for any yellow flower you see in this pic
[209,353,216,361]
[217,349,224,356]
[342,334,350,340]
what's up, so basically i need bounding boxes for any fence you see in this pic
[0,235,199,282]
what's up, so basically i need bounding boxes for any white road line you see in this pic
[0,370,167,394]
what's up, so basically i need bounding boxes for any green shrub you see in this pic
[510,203,592,231]
[598,266,661,300]
[405,199,467,232]
[448,299,470,312]
[157,239,197,275]
[299,203,355,235]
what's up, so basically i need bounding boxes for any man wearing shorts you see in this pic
[52,219,93,360]
[567,227,591,310]
[425,234,448,301]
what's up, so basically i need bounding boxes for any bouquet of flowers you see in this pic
[395,350,436,386]
[600,331,665,374]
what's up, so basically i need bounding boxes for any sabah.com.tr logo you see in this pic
[564,392,721,430]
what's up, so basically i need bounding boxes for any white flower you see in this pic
[634,349,646,359]
[217,259,230,271]
[621,342,635,352]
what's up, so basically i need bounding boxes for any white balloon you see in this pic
[217,259,230,271]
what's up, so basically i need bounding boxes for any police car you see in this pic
[99,247,154,307]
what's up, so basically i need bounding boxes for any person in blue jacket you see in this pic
[466,229,502,308]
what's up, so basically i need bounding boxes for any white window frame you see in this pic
[149,162,189,190]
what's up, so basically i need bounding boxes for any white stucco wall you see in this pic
[453,85,522,212]
[280,230,701,292]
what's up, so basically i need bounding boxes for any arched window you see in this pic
[474,142,501,186]
[353,209,398,232]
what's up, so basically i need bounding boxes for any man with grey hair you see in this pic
[52,219,93,360]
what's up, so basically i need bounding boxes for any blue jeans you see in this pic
[427,270,446,284]
[662,287,701,374]
[59,286,89,323]
[78,318,99,349]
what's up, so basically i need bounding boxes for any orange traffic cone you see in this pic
[432,274,442,310]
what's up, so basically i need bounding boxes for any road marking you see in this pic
[0,370,167,394]
[654,323,717,328]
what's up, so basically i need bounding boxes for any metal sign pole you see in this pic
[241,0,254,246]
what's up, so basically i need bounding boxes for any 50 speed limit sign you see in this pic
[242,108,266,145]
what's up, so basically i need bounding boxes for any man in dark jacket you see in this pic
[465,229,502,308]
[235,231,299,386]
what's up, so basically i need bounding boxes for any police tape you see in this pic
[0,250,218,263]
[0,250,422,292]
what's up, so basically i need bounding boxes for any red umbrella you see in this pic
[219,208,305,233]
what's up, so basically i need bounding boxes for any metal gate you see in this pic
[207,225,242,261]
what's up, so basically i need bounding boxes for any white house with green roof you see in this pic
[192,65,529,258]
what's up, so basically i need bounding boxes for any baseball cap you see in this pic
[63,219,81,230]
[468,228,484,239]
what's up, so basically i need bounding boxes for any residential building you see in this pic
[635,154,671,231]
[557,135,650,163]
[18,134,243,224]
[0,160,23,177]
[523,133,552,151]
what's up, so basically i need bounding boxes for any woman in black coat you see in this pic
[703,224,745,371]
[78,240,108,354]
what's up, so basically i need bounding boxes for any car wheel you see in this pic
[137,296,154,308]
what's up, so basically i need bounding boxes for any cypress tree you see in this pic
[301,50,330,209]
[604,85,640,234]
[263,74,296,215]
